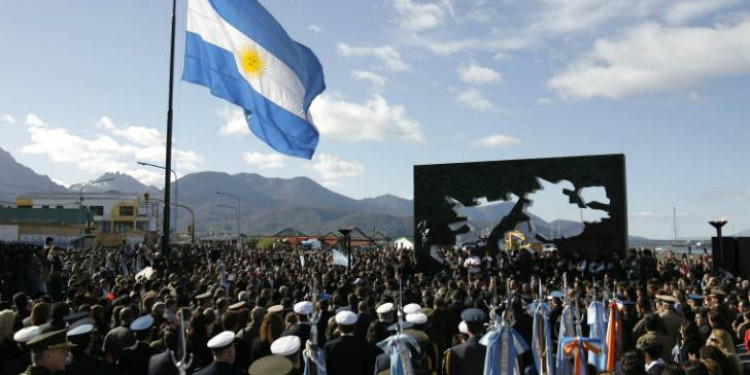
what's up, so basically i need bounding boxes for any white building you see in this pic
[392,237,414,250]
[16,192,151,235]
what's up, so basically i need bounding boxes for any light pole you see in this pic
[77,177,114,250]
[709,220,728,271]
[137,161,178,241]
[218,204,239,248]
[338,228,352,271]
[216,191,241,245]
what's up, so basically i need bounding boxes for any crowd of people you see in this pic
[0,237,747,375]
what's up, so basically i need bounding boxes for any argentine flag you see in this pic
[183,0,325,159]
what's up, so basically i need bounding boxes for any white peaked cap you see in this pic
[376,303,394,314]
[14,326,41,343]
[403,303,421,314]
[293,301,313,315]
[335,310,358,325]
[271,335,301,356]
[207,331,235,350]
[406,312,427,325]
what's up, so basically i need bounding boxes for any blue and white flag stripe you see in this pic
[183,0,324,159]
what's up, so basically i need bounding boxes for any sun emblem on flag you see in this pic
[240,45,266,78]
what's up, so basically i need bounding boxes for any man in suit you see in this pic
[119,315,159,375]
[282,301,313,344]
[148,324,180,375]
[325,311,377,375]
[194,331,245,375]
[62,322,120,375]
[443,308,487,375]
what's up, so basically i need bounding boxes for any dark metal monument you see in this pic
[414,154,627,271]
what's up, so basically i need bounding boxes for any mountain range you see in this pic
[2,147,738,240]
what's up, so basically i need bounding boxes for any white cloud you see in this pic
[218,106,250,137]
[308,24,323,34]
[457,62,503,85]
[392,0,446,31]
[422,38,483,55]
[310,93,425,143]
[308,153,365,186]
[528,0,637,35]
[477,134,521,147]
[242,152,287,169]
[665,0,741,25]
[337,43,409,72]
[456,88,495,111]
[19,114,204,186]
[351,70,387,90]
[548,20,750,100]
[0,114,16,124]
[536,97,554,105]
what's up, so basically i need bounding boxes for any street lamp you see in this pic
[78,177,114,250]
[338,228,352,271]
[215,191,241,234]
[709,219,728,271]
[218,204,239,248]
[137,161,179,241]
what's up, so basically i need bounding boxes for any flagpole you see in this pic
[162,0,177,254]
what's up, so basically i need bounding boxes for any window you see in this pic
[41,205,50,209]
[119,206,134,216]
[114,222,134,233]
[89,206,104,216]
[55,205,63,209]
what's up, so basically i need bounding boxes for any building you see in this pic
[392,237,414,250]
[0,206,84,246]
[11,192,151,246]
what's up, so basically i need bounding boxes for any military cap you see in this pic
[335,310,357,325]
[403,303,421,314]
[27,329,71,351]
[196,291,212,300]
[688,294,704,302]
[656,295,677,304]
[268,305,284,314]
[293,301,313,315]
[229,301,247,310]
[376,302,394,314]
[248,355,293,375]
[207,331,235,351]
[67,324,94,337]
[406,312,427,325]
[550,291,565,299]
[270,335,300,357]
[14,325,42,343]
[460,308,487,323]
[130,315,154,332]
[377,370,391,375]
[63,311,89,324]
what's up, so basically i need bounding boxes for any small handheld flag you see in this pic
[184,0,325,159]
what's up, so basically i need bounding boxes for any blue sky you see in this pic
[1,0,749,239]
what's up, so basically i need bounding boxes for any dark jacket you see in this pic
[325,334,376,375]
[444,336,486,375]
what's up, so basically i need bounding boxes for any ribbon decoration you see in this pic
[481,322,529,375]
[532,301,555,375]
[605,300,623,371]
[555,302,582,375]
[304,281,326,375]
[586,300,608,370]
[377,333,420,375]
[562,337,602,375]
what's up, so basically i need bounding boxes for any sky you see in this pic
[0,0,749,239]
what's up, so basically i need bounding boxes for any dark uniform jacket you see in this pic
[60,352,121,375]
[119,341,159,375]
[193,361,245,375]
[20,365,53,375]
[443,336,486,375]
[282,323,311,345]
[324,334,376,375]
[148,350,179,375]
